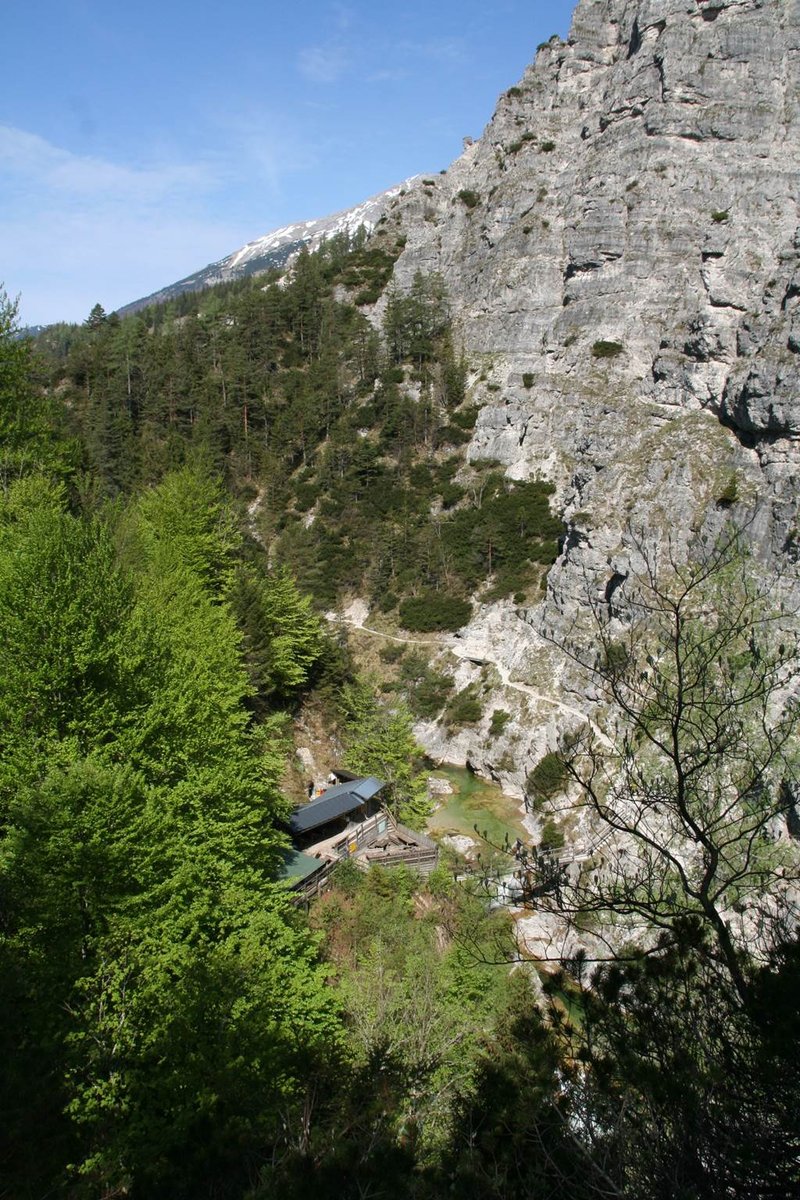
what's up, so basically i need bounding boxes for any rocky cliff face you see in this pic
[375,0,800,793]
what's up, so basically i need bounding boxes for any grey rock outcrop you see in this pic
[377,0,800,789]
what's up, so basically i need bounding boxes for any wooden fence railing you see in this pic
[291,809,440,901]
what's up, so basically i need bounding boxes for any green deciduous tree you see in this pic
[339,678,431,828]
[230,564,324,707]
[0,288,76,488]
[0,468,344,1197]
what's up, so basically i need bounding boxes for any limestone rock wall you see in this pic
[376,0,800,789]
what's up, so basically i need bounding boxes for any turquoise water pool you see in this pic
[427,765,527,849]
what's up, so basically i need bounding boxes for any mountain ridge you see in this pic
[118,177,421,315]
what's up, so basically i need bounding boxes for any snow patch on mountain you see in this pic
[119,178,420,315]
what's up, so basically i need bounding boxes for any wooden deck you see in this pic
[290,809,439,900]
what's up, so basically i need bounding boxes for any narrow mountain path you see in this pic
[329,612,612,747]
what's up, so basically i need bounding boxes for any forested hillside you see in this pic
[33,228,563,618]
[2,213,799,1199]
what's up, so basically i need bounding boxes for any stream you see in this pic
[426,764,529,852]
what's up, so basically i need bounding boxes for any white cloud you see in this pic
[0,114,337,325]
[297,42,350,84]
[396,37,470,66]
[0,125,250,325]
[331,2,354,32]
[0,124,211,202]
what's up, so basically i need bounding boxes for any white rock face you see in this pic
[440,834,478,857]
[376,0,800,790]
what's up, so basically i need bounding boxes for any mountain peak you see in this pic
[118,178,421,316]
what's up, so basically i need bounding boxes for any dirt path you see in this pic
[328,612,612,748]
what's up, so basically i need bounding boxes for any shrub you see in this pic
[412,676,455,710]
[446,688,483,727]
[330,857,363,896]
[398,593,472,632]
[397,653,456,726]
[540,140,556,152]
[507,86,523,98]
[507,133,536,153]
[293,482,318,511]
[717,474,738,507]
[711,210,729,223]
[489,709,512,737]
[540,818,565,852]
[434,424,471,448]
[411,670,455,718]
[450,404,479,430]
[522,373,534,389]
[439,481,465,509]
[530,539,560,564]
[458,190,481,210]
[602,640,631,674]
[526,752,568,802]
[591,340,624,358]
[379,642,406,664]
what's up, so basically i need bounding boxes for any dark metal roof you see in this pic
[277,847,328,885]
[311,776,384,803]
[331,768,359,783]
[289,776,384,835]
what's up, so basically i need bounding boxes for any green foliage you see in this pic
[450,403,479,430]
[489,709,512,737]
[398,652,455,718]
[445,687,483,728]
[0,288,76,487]
[0,469,343,1196]
[437,474,563,596]
[339,678,431,828]
[717,473,738,506]
[540,140,556,152]
[29,243,564,618]
[522,372,534,388]
[507,132,536,153]
[601,638,631,675]
[555,933,800,1200]
[711,209,730,223]
[399,592,472,631]
[457,189,481,209]
[591,339,624,358]
[305,865,523,1171]
[379,641,406,664]
[383,271,450,365]
[230,563,324,705]
[539,817,565,851]
[525,751,569,804]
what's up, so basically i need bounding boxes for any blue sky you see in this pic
[2,0,576,326]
